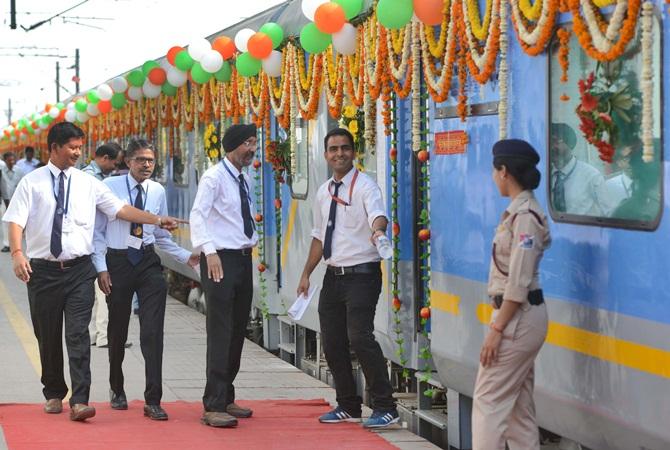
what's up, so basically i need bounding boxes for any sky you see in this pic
[0,0,285,124]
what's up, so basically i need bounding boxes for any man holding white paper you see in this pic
[297,127,398,428]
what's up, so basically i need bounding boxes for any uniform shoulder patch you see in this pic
[518,233,534,249]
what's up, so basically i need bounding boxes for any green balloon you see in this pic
[75,98,87,113]
[300,23,332,55]
[27,126,35,135]
[87,90,100,104]
[44,115,54,124]
[175,50,194,72]
[142,60,159,76]
[214,60,232,82]
[377,0,413,30]
[236,52,261,77]
[56,102,65,109]
[191,62,213,84]
[127,70,145,87]
[111,92,126,109]
[334,0,363,20]
[161,83,178,97]
[259,22,284,49]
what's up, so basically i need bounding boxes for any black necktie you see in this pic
[127,185,144,265]
[239,174,254,238]
[50,172,64,258]
[553,172,566,212]
[322,181,342,261]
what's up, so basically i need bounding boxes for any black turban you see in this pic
[492,139,540,165]
[222,123,257,152]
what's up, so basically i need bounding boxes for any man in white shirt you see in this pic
[550,123,608,216]
[297,128,399,428]
[16,146,40,174]
[3,122,184,422]
[1,153,24,251]
[82,142,123,181]
[83,142,124,349]
[190,123,258,428]
[93,138,198,420]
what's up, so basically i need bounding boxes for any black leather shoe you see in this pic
[110,390,128,410]
[144,404,168,420]
[1,246,10,253]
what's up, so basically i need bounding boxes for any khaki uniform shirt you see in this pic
[487,190,551,303]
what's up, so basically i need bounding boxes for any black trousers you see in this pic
[106,249,167,405]
[318,264,396,415]
[27,256,96,406]
[200,250,253,412]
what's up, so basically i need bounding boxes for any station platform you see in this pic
[0,252,437,450]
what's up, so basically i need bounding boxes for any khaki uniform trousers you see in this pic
[89,282,109,346]
[472,302,548,450]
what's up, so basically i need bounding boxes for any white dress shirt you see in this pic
[190,157,258,255]
[604,172,633,216]
[1,164,25,200]
[92,174,191,272]
[551,156,607,216]
[311,167,386,267]
[2,161,125,260]
[16,157,39,174]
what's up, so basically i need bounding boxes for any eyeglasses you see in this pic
[130,157,155,166]
[243,139,258,149]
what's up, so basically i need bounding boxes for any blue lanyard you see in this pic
[125,175,148,211]
[221,159,252,202]
[50,171,72,215]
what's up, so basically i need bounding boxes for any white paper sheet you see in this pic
[287,286,317,321]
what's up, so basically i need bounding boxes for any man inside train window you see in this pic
[550,122,608,216]
[603,133,638,215]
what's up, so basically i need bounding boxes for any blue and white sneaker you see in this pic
[363,409,400,428]
[319,406,362,423]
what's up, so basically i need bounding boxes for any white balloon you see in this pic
[98,84,113,100]
[142,79,161,99]
[188,38,211,62]
[110,76,128,93]
[167,67,188,87]
[160,59,172,71]
[49,107,60,118]
[67,101,76,110]
[65,109,77,122]
[234,28,255,53]
[127,86,144,101]
[19,133,26,140]
[301,0,327,21]
[262,50,283,77]
[35,128,42,135]
[86,103,100,117]
[39,116,49,129]
[200,50,223,73]
[76,111,89,123]
[10,135,17,142]
[333,23,357,55]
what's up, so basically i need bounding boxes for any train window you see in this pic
[548,18,662,230]
[153,128,167,183]
[173,126,188,185]
[289,118,309,199]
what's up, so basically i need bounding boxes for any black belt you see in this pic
[491,289,544,309]
[107,244,155,255]
[327,262,380,276]
[30,254,91,270]
[218,248,253,256]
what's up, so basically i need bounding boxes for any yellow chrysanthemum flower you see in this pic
[344,105,357,119]
[348,120,358,134]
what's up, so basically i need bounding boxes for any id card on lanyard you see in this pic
[126,176,148,249]
[328,170,359,206]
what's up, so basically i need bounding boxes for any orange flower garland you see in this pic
[509,0,558,56]
[557,27,570,84]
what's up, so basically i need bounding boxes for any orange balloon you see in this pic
[212,36,235,60]
[247,32,273,60]
[45,103,52,112]
[148,67,167,85]
[98,100,112,114]
[167,46,184,66]
[57,110,66,121]
[314,2,346,34]
[413,0,444,26]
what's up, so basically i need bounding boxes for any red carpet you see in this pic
[0,399,397,449]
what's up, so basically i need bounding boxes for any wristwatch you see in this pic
[156,217,163,227]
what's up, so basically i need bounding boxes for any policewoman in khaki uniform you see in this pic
[472,139,551,450]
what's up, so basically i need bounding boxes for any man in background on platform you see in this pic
[1,152,25,252]
[16,146,40,174]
